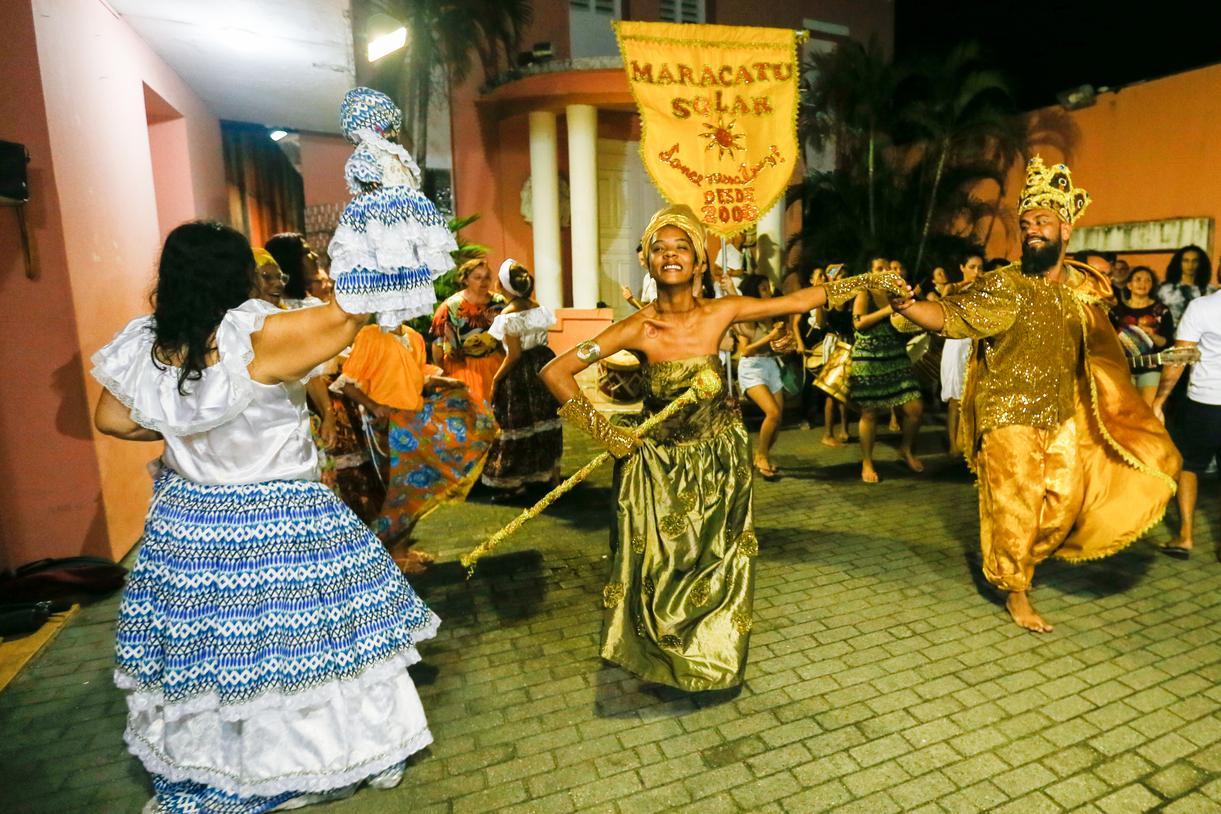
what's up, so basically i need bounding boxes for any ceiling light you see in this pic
[269,129,288,142]
[368,27,407,62]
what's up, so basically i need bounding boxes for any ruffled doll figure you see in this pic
[328,87,457,328]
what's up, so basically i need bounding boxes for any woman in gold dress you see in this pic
[541,205,899,691]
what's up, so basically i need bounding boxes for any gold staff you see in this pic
[461,368,723,575]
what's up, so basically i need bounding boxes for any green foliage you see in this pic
[796,38,1075,279]
[406,212,487,336]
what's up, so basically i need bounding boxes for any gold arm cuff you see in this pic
[820,270,907,308]
[557,394,639,459]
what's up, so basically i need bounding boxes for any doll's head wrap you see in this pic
[339,87,401,145]
[640,204,708,270]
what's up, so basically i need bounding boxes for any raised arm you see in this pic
[248,300,367,384]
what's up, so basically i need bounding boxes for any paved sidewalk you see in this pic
[2,422,1219,814]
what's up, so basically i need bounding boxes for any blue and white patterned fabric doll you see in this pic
[328,87,457,328]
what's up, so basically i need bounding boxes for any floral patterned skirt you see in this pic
[372,390,496,546]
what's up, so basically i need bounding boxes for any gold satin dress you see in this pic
[602,355,756,691]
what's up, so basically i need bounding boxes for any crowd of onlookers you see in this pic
[250,229,1220,562]
[247,233,564,571]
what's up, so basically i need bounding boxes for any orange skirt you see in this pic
[443,352,505,405]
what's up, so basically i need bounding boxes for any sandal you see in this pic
[754,463,780,481]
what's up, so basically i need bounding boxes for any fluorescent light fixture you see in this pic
[269,129,288,142]
[368,26,407,62]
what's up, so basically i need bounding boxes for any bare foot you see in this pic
[395,549,436,575]
[1006,592,1053,633]
[821,434,844,448]
[861,462,880,483]
[900,451,924,473]
[835,427,850,442]
[888,418,901,432]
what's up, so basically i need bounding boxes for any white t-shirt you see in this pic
[1177,290,1221,404]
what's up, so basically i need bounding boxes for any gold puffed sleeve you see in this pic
[937,269,1020,340]
[890,312,923,334]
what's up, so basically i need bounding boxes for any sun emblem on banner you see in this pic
[699,117,745,160]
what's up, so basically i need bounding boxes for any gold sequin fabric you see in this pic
[938,263,1084,435]
[690,578,711,607]
[732,610,753,634]
[558,394,638,458]
[602,582,625,608]
[599,354,755,692]
[737,529,759,557]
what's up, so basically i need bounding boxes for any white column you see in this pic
[756,198,785,282]
[528,110,563,309]
[566,104,600,309]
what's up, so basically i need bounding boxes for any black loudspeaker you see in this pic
[0,140,30,204]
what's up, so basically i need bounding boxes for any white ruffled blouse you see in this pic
[91,299,322,485]
[487,305,556,351]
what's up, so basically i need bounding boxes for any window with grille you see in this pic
[571,0,616,14]
[659,0,704,23]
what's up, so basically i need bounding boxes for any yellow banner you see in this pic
[614,21,802,238]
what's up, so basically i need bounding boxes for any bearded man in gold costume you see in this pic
[891,157,1181,632]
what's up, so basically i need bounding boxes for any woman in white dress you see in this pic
[92,221,438,814]
[482,260,563,493]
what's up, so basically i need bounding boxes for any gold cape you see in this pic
[956,261,1181,562]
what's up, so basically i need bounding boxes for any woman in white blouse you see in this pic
[482,259,564,493]
[91,221,437,813]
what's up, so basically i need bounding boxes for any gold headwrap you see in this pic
[641,204,708,269]
[252,247,279,269]
[1018,155,1091,225]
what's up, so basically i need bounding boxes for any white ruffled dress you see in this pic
[91,299,439,814]
[328,132,457,329]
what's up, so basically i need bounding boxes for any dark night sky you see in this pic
[894,1,1221,111]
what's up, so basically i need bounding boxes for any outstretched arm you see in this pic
[249,300,368,384]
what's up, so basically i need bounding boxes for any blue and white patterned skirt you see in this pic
[118,469,439,813]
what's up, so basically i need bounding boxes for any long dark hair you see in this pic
[737,274,771,299]
[1164,244,1212,288]
[151,221,254,393]
[265,232,310,299]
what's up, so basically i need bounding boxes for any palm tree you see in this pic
[801,38,901,242]
[360,0,532,169]
[899,42,1024,273]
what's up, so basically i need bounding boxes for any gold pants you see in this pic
[977,416,1085,592]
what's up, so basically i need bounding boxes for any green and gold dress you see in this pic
[602,355,756,691]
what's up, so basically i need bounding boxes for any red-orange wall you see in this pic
[986,65,1221,276]
[0,0,226,569]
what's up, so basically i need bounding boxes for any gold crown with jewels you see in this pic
[1018,155,1091,225]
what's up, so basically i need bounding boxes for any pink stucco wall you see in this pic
[299,133,352,209]
[0,1,105,572]
[0,0,226,569]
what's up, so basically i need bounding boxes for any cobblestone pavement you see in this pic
[2,421,1220,814]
